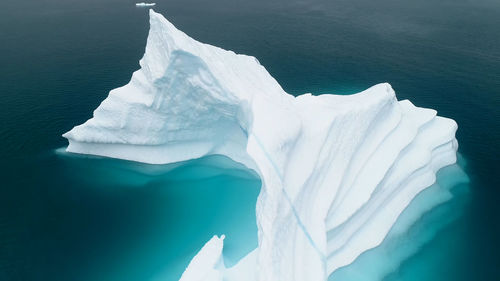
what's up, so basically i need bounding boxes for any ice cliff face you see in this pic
[63,10,459,281]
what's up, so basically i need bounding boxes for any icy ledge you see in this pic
[63,10,459,281]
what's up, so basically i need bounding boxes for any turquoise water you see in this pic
[2,152,260,281]
[1,0,499,280]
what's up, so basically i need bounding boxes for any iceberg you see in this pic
[63,10,460,281]
[136,2,156,7]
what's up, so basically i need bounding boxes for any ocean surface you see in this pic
[0,0,499,280]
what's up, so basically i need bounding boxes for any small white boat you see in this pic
[136,2,156,7]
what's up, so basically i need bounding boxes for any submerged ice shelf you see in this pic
[63,10,461,281]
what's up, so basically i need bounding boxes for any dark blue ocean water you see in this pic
[0,0,499,280]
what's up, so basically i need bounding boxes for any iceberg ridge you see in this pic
[63,10,459,281]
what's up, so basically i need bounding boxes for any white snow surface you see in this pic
[179,235,226,281]
[63,10,459,281]
[136,3,156,7]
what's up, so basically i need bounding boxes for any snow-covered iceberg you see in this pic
[136,2,156,7]
[63,10,460,281]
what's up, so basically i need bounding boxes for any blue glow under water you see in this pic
[1,0,499,280]
[2,151,260,281]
